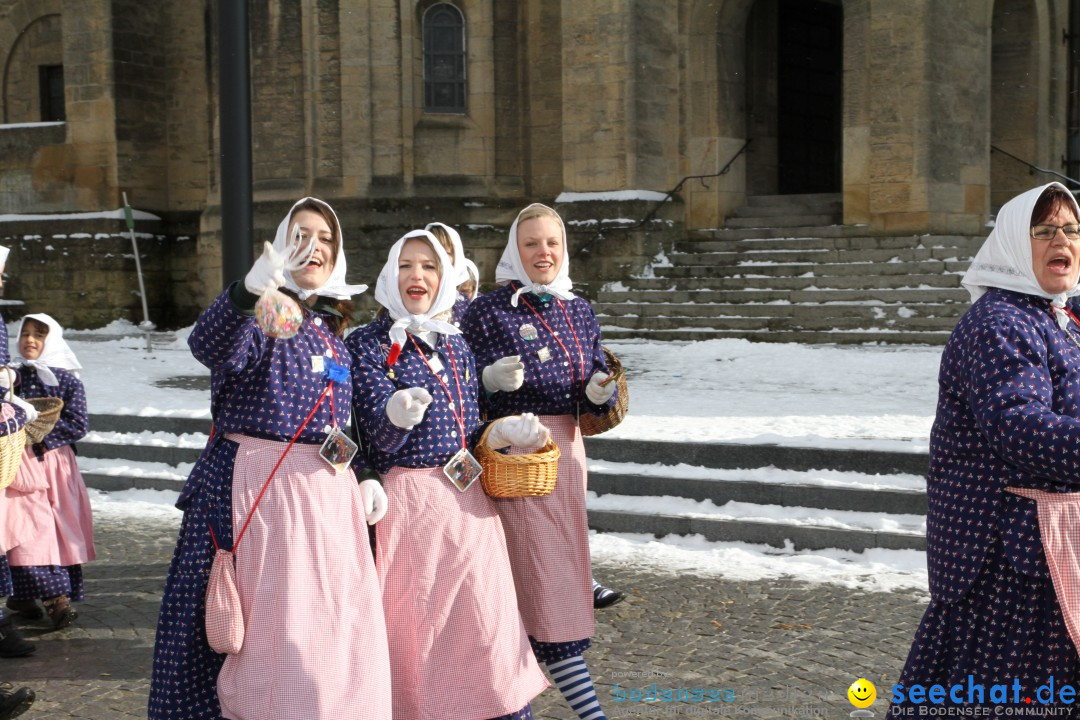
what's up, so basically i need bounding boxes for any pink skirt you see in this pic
[377,465,547,720]
[492,414,595,643]
[45,445,94,566]
[5,448,60,565]
[216,435,392,720]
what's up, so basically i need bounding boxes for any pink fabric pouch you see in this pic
[205,547,244,655]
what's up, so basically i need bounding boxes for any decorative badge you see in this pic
[319,427,359,472]
[519,323,539,341]
[537,346,552,363]
[443,447,483,492]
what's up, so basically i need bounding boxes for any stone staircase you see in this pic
[80,414,928,553]
[597,193,984,344]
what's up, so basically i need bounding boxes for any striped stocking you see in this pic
[545,654,607,720]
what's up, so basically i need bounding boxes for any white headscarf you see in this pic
[461,258,480,300]
[374,230,462,352]
[962,183,1080,328]
[424,222,470,285]
[13,313,82,386]
[272,197,368,301]
[495,203,575,307]
[0,245,10,271]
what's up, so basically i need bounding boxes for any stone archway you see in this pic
[0,1,63,124]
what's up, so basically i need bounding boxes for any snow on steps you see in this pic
[79,414,929,553]
[593,193,982,344]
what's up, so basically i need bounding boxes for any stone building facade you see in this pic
[0,0,1074,327]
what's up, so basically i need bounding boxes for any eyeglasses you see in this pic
[1031,224,1080,241]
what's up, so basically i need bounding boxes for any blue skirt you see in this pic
[889,538,1080,715]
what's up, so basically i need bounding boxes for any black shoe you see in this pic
[0,683,35,719]
[0,619,34,658]
[593,584,626,609]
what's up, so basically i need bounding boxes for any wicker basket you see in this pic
[0,415,25,490]
[476,421,561,498]
[24,397,63,445]
[579,347,629,437]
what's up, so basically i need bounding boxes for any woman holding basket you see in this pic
[148,198,391,720]
[347,228,549,720]
[461,203,619,720]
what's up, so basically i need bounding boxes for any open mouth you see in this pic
[1049,255,1074,274]
[406,286,428,300]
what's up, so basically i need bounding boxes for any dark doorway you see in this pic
[777,0,842,194]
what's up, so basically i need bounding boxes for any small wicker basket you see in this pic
[476,421,561,498]
[24,397,63,445]
[579,347,629,437]
[0,421,24,490]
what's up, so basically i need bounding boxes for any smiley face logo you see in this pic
[848,678,876,708]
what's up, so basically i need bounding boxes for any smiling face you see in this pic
[18,319,48,361]
[1031,200,1080,295]
[397,237,442,314]
[516,215,564,285]
[847,678,876,709]
[289,208,337,291]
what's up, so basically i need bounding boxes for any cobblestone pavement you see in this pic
[4,510,928,719]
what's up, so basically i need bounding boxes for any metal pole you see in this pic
[218,0,253,287]
[122,192,154,354]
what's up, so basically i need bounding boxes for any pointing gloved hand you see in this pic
[358,479,388,525]
[585,371,616,405]
[7,394,37,424]
[385,387,433,430]
[487,413,551,450]
[244,242,287,295]
[481,355,525,393]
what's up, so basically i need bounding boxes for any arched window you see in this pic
[423,3,466,114]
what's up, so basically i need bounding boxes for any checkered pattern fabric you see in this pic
[204,549,242,655]
[376,465,547,719]
[494,414,594,643]
[215,434,391,720]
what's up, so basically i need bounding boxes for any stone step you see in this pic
[725,214,839,229]
[603,273,964,293]
[593,302,964,324]
[744,192,843,208]
[587,509,923,552]
[655,259,971,279]
[599,326,952,343]
[599,313,960,332]
[732,201,842,218]
[596,288,968,305]
[673,235,980,254]
[669,246,972,267]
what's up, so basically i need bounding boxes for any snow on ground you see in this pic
[59,321,942,593]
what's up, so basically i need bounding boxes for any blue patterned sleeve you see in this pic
[346,329,412,454]
[187,284,266,375]
[966,314,1080,485]
[43,370,88,449]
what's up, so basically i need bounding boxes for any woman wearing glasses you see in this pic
[890,183,1080,714]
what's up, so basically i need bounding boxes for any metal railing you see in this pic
[990,144,1080,188]
[570,139,752,257]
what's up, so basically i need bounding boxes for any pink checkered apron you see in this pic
[376,465,548,719]
[1007,486,1080,655]
[216,434,392,720]
[41,445,95,566]
[492,414,595,643]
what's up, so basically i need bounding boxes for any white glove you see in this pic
[482,355,525,393]
[244,241,287,295]
[487,413,551,450]
[358,479,388,525]
[385,387,433,429]
[0,367,12,391]
[585,371,616,405]
[6,395,36,423]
